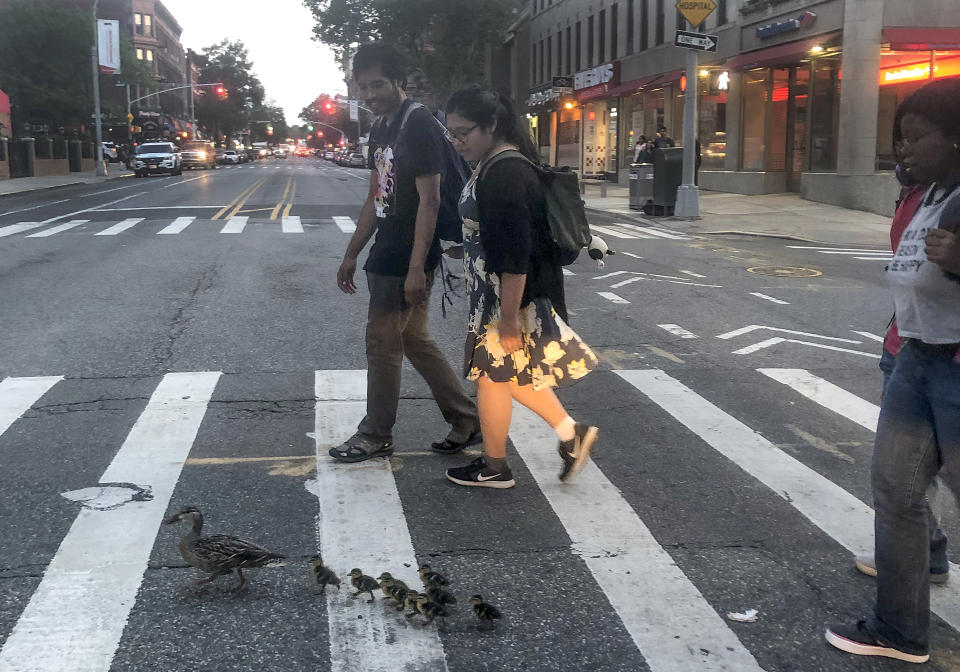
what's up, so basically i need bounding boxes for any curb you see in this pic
[0,172,134,200]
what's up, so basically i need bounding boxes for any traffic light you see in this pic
[324,102,334,113]
[216,86,227,99]
[318,131,323,137]
[307,124,313,132]
[266,124,273,136]
[306,134,312,140]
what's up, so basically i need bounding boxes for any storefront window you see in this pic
[698,71,728,171]
[607,104,619,174]
[557,106,580,169]
[741,70,767,171]
[809,55,840,172]
[768,69,789,172]
[581,101,609,177]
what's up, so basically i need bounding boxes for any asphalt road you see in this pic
[0,156,957,672]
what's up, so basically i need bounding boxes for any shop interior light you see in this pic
[811,45,824,54]
[699,69,709,77]
[564,101,575,109]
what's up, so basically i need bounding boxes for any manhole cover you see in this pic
[747,266,822,278]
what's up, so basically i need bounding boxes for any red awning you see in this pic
[884,28,960,50]
[0,89,9,115]
[724,32,841,71]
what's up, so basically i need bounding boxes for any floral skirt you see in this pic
[464,297,598,391]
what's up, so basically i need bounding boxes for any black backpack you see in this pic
[397,102,469,250]
[479,150,591,265]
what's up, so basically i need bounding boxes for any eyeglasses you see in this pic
[445,124,479,143]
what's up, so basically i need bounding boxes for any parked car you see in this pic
[219,150,241,164]
[101,141,119,162]
[133,142,182,177]
[324,150,335,161]
[180,141,216,170]
[345,152,366,168]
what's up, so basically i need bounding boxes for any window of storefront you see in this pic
[742,70,767,170]
[809,54,840,172]
[699,71,728,171]
[875,50,960,170]
[557,106,581,168]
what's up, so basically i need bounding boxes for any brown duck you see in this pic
[164,506,285,591]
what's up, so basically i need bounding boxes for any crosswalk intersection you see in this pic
[1,364,957,671]
[0,216,348,238]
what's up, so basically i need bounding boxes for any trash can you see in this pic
[646,147,683,216]
[629,163,653,211]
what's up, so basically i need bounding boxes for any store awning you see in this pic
[723,31,841,71]
[884,28,960,50]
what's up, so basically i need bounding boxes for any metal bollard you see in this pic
[580,181,586,195]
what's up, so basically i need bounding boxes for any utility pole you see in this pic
[91,0,107,176]
[674,47,699,217]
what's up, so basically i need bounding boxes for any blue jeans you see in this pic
[869,341,960,654]
[879,350,949,576]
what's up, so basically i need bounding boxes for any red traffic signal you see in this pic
[216,86,227,99]
[318,131,323,137]
[324,102,334,113]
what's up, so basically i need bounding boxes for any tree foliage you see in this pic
[194,40,273,141]
[303,0,524,103]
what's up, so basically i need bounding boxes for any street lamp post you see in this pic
[90,0,107,176]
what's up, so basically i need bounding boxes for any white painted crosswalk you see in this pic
[0,366,958,670]
[95,218,143,236]
[0,216,363,238]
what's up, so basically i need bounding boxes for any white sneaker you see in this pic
[854,554,949,584]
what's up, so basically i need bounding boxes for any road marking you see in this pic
[597,291,630,304]
[854,256,892,261]
[332,216,356,233]
[213,175,269,220]
[680,270,706,278]
[732,337,880,358]
[593,271,631,280]
[0,222,44,238]
[38,191,145,225]
[0,376,62,438]
[0,371,220,672]
[94,218,143,235]
[26,220,89,237]
[750,292,789,305]
[658,324,699,339]
[732,337,787,355]
[610,276,647,289]
[817,251,892,257]
[78,186,135,198]
[220,215,248,234]
[716,325,862,344]
[90,206,225,211]
[619,251,643,259]
[617,369,960,632]
[160,174,209,189]
[270,176,295,220]
[157,217,195,235]
[609,273,722,289]
[312,371,447,672]
[786,246,891,253]
[632,226,688,240]
[590,224,646,239]
[757,369,879,431]
[510,404,763,671]
[852,331,884,343]
[281,215,303,233]
[0,199,70,217]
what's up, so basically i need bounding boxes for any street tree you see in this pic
[303,0,524,102]
[194,40,268,142]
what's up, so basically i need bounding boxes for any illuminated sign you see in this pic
[717,71,730,90]
[756,11,816,39]
[574,62,620,90]
[879,55,960,86]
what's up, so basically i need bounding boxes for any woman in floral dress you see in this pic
[442,86,599,489]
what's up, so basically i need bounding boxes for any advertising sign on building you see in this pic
[574,62,620,91]
[349,100,359,122]
[97,20,121,74]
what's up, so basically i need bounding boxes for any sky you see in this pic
[159,0,347,126]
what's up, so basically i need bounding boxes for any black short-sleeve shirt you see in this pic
[364,99,444,276]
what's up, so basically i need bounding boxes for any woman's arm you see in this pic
[498,272,526,352]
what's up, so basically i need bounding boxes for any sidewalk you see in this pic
[583,183,891,248]
[0,167,134,197]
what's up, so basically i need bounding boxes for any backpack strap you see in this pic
[477,149,534,184]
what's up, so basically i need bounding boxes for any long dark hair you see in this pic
[445,86,539,163]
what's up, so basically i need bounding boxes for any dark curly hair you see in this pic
[897,76,960,144]
[445,86,539,163]
[352,42,407,85]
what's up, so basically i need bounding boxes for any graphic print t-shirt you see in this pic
[887,183,960,344]
[364,99,445,276]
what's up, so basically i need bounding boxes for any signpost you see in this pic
[673,0,717,218]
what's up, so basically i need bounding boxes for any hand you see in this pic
[499,313,523,353]
[404,268,427,306]
[926,229,960,274]
[337,256,358,294]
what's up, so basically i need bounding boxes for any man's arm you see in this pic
[404,172,441,305]
[337,169,380,294]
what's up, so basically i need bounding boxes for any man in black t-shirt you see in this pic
[331,42,480,463]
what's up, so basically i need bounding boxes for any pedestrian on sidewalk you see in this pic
[441,86,599,489]
[633,135,654,164]
[654,126,675,149]
[826,76,960,665]
[331,42,481,463]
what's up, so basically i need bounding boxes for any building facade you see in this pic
[512,0,960,215]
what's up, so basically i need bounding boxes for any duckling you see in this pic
[402,590,423,617]
[425,585,457,606]
[347,568,380,601]
[310,556,341,592]
[163,507,284,592]
[415,593,449,624]
[418,563,449,588]
[470,595,501,629]
[377,572,410,603]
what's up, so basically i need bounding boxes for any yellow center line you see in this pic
[269,176,294,220]
[282,177,297,218]
[223,175,270,221]
[212,175,269,220]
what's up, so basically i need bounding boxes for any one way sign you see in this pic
[674,29,718,52]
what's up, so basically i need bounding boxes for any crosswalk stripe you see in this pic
[0,371,221,672]
[220,215,248,234]
[157,216,196,235]
[786,246,890,253]
[332,216,356,233]
[94,218,143,236]
[750,292,789,305]
[657,324,699,339]
[509,405,763,672]
[281,215,303,233]
[632,226,688,240]
[0,222,44,238]
[590,224,646,239]
[597,291,630,304]
[26,220,89,237]
[312,371,446,672]
[0,376,62,438]
[757,369,879,431]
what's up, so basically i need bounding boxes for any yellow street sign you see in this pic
[126,112,134,122]
[676,0,716,28]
